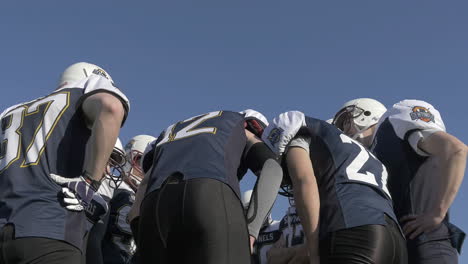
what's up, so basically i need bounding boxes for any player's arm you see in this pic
[81,92,125,183]
[244,130,283,252]
[402,131,467,239]
[286,147,320,264]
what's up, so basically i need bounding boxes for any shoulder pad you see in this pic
[262,111,306,155]
[380,99,445,141]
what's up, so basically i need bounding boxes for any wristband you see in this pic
[83,171,101,191]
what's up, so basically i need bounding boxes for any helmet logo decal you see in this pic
[410,106,434,123]
[125,139,135,151]
[92,68,110,80]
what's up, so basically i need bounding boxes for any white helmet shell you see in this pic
[123,135,157,190]
[240,109,269,127]
[341,98,387,128]
[58,62,113,87]
[241,189,253,209]
[124,135,157,156]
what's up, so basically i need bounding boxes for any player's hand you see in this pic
[400,212,445,240]
[249,235,256,254]
[51,173,108,222]
[60,187,84,211]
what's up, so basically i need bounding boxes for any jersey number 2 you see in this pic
[157,111,222,147]
[340,134,390,197]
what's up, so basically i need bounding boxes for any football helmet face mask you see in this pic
[58,62,113,88]
[106,138,127,189]
[123,135,157,191]
[333,98,386,139]
[240,109,269,138]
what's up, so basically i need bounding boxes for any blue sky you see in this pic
[1,0,467,259]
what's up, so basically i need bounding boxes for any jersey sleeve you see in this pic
[384,99,446,156]
[287,136,311,154]
[77,74,130,126]
[262,111,306,155]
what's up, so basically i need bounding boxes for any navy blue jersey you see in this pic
[103,183,135,264]
[145,111,247,198]
[0,75,129,250]
[263,111,398,239]
[370,100,446,219]
[370,100,464,243]
[371,118,426,219]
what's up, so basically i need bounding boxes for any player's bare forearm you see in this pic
[286,147,320,260]
[419,132,467,217]
[82,93,125,182]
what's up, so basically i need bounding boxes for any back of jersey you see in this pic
[146,110,247,198]
[0,74,129,250]
[302,116,397,237]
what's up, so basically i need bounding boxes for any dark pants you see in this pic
[0,224,81,264]
[408,239,458,264]
[138,175,251,264]
[320,215,408,264]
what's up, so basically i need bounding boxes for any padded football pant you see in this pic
[0,224,81,264]
[320,215,408,264]
[138,175,251,264]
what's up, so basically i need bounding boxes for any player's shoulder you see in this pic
[378,99,445,139]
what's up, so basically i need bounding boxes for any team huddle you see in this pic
[0,62,466,264]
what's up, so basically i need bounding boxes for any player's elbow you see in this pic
[453,142,468,161]
[447,140,468,161]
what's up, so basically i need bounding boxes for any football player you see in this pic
[81,138,131,264]
[102,135,155,264]
[333,98,467,264]
[262,111,407,264]
[137,110,283,264]
[0,62,129,264]
[266,195,308,264]
[242,190,281,264]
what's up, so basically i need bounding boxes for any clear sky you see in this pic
[1,0,467,259]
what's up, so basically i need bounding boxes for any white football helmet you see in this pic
[333,98,387,139]
[107,138,127,189]
[58,62,113,87]
[240,109,269,137]
[123,135,157,191]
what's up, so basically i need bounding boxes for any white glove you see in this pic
[61,187,84,211]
